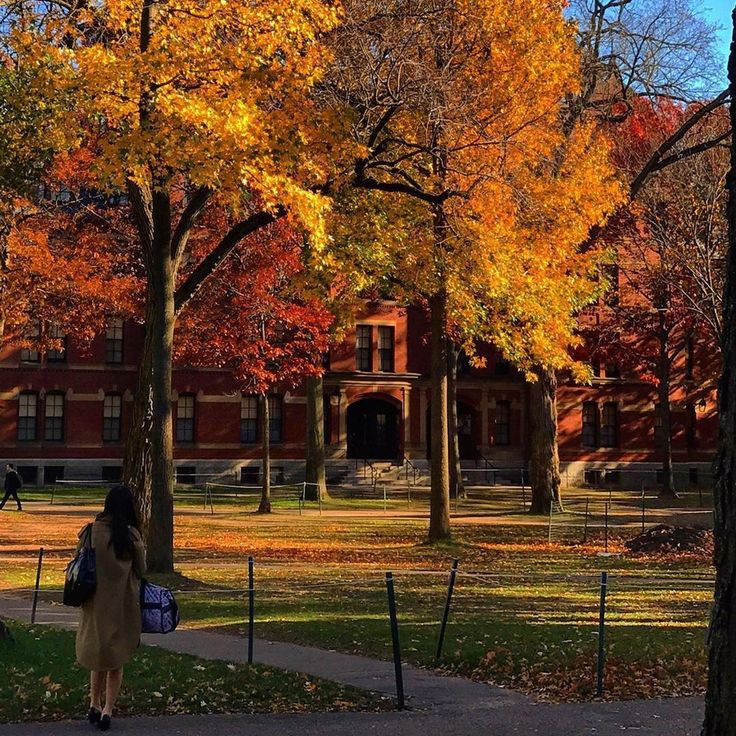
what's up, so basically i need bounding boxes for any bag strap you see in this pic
[82,523,93,549]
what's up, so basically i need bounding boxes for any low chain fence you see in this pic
[2,548,715,706]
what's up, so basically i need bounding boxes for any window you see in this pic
[44,393,64,441]
[103,393,122,442]
[323,396,332,445]
[584,469,603,486]
[47,324,66,363]
[689,468,699,486]
[600,402,618,447]
[604,363,620,379]
[175,393,195,443]
[686,403,697,448]
[240,466,259,484]
[176,466,196,484]
[18,466,38,485]
[582,401,599,448]
[378,326,395,372]
[268,395,283,443]
[105,318,124,364]
[356,325,372,371]
[241,395,259,443]
[20,322,40,363]
[458,409,472,436]
[43,466,64,485]
[102,466,122,483]
[18,392,38,441]
[494,401,511,446]
[591,360,601,378]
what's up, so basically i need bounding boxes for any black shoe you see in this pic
[87,707,101,724]
[97,715,111,731]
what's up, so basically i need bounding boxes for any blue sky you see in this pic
[703,1,733,78]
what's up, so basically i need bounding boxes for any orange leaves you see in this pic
[175,216,332,392]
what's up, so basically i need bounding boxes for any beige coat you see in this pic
[75,516,146,671]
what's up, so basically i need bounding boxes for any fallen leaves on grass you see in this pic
[469,647,707,702]
[625,525,713,563]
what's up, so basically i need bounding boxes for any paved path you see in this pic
[0,593,705,735]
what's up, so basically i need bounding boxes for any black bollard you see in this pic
[31,548,44,625]
[435,559,459,662]
[247,556,254,664]
[596,571,608,697]
[385,572,405,710]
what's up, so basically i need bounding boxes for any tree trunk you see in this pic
[305,375,327,501]
[702,13,736,734]
[123,213,176,572]
[657,315,677,499]
[428,289,451,541]
[122,303,155,537]
[447,341,465,500]
[528,367,562,514]
[258,393,271,513]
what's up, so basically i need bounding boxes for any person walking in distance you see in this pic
[0,464,23,511]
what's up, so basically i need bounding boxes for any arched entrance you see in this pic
[347,398,400,460]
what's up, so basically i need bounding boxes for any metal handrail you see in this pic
[403,458,420,486]
[362,458,380,492]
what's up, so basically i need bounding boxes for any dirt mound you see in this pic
[625,524,713,555]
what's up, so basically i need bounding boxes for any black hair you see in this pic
[6,463,13,469]
[100,485,140,560]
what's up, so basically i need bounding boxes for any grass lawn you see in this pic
[0,487,714,703]
[0,621,387,723]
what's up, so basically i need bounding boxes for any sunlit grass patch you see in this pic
[0,622,388,723]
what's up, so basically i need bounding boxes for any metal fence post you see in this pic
[604,503,609,554]
[385,572,405,710]
[641,487,646,534]
[31,547,44,624]
[435,559,459,662]
[596,571,608,697]
[247,556,255,664]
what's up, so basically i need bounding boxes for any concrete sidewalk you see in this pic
[0,593,705,735]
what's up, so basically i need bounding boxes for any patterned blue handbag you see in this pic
[140,580,180,634]
[63,524,97,607]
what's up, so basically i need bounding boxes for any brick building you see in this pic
[0,300,718,488]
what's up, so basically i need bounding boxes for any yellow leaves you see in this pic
[9,0,344,241]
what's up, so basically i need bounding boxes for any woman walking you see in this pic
[75,485,145,731]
